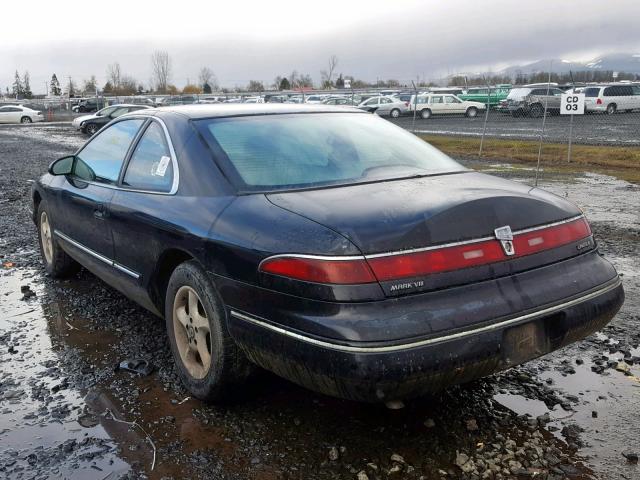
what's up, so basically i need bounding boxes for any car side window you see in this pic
[122,121,174,192]
[445,96,461,103]
[74,119,144,184]
[431,96,443,104]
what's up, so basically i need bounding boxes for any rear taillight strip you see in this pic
[365,214,585,259]
[258,215,590,285]
[367,216,591,281]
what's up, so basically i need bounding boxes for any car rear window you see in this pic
[584,88,600,97]
[196,113,464,191]
[507,88,530,100]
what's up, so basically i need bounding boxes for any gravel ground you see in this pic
[389,111,640,146]
[0,124,638,480]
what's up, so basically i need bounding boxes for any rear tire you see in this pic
[20,116,32,124]
[389,108,401,119]
[606,103,617,115]
[420,108,432,119]
[165,261,252,402]
[465,107,478,118]
[37,202,80,278]
[529,104,544,118]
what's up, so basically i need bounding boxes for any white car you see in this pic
[584,84,640,114]
[243,96,264,104]
[304,95,327,104]
[408,94,485,119]
[357,96,408,118]
[0,105,44,124]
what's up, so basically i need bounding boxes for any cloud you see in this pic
[1,0,639,92]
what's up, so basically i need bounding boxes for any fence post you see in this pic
[411,81,418,134]
[478,75,491,157]
[567,69,576,163]
[534,62,553,187]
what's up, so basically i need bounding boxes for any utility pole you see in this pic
[44,81,48,97]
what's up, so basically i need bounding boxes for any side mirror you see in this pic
[48,155,74,176]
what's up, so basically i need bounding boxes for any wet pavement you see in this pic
[1,124,639,479]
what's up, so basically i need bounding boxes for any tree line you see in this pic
[5,51,640,99]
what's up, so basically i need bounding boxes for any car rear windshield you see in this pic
[507,88,531,100]
[584,88,600,97]
[196,113,464,191]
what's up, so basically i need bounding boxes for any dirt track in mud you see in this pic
[0,124,638,480]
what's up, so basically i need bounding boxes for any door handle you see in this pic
[93,204,105,219]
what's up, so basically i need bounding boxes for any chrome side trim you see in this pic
[229,276,621,354]
[257,215,586,264]
[54,230,140,280]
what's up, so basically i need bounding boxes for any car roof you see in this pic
[151,103,365,119]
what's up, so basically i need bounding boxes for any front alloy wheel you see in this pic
[85,123,99,135]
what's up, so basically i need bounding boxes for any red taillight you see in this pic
[259,256,377,284]
[260,218,591,285]
[596,98,602,105]
[367,218,591,282]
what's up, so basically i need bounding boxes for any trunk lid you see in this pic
[266,171,587,296]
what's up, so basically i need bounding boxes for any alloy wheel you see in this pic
[173,286,212,379]
[40,211,53,264]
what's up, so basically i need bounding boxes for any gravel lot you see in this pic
[389,111,640,146]
[0,124,638,480]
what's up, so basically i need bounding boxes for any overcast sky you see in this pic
[2,0,640,93]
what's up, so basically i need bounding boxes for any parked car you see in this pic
[243,96,264,104]
[322,96,357,106]
[304,95,327,104]
[31,104,623,403]
[157,96,199,106]
[72,98,101,113]
[504,86,564,117]
[357,96,408,118]
[584,84,640,114]
[408,94,485,119]
[72,104,153,135]
[458,85,511,108]
[0,105,44,123]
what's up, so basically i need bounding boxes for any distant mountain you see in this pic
[499,53,640,76]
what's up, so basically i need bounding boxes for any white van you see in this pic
[584,84,640,114]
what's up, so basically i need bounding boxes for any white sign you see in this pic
[613,71,619,79]
[560,93,585,115]
[344,78,351,89]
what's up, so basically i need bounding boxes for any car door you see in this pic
[443,95,464,114]
[0,106,11,123]
[429,95,444,114]
[109,119,178,310]
[0,106,21,123]
[56,118,145,277]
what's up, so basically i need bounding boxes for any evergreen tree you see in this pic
[50,74,62,96]
[335,74,345,89]
[278,77,291,90]
[203,82,212,94]
[23,71,33,99]
[12,71,23,98]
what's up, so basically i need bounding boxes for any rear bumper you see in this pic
[229,277,623,402]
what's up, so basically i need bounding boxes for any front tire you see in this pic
[85,123,99,135]
[165,261,251,402]
[20,116,32,124]
[37,202,80,277]
[420,108,432,119]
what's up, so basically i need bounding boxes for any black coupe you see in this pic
[32,104,624,403]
